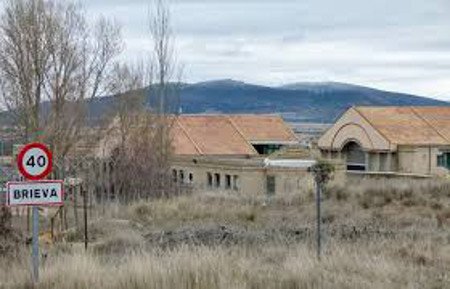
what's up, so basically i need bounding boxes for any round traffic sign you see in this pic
[17,143,53,180]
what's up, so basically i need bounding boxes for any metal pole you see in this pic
[316,180,322,261]
[31,206,39,283]
[83,186,88,251]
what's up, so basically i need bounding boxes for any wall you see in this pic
[171,157,314,196]
[397,145,450,176]
[171,161,265,195]
[366,152,397,172]
[267,169,315,196]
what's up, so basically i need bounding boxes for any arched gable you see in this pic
[331,123,374,151]
[318,107,393,152]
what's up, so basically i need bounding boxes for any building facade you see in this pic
[169,114,316,195]
[318,106,450,176]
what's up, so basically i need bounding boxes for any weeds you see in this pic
[2,241,449,289]
[1,178,450,288]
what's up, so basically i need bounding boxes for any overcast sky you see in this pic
[6,0,450,100]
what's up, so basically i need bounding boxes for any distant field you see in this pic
[1,178,449,289]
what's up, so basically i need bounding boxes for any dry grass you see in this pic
[1,240,449,289]
[1,178,450,288]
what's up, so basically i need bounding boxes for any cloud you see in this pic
[81,0,450,99]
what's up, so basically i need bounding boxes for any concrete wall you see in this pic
[397,146,449,176]
[324,145,450,176]
[366,152,397,172]
[171,158,314,196]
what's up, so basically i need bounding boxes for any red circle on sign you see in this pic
[17,142,53,180]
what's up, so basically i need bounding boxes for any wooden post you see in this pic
[50,217,54,241]
[63,205,68,231]
[72,186,79,231]
[83,185,88,251]
[26,207,31,234]
[59,206,64,231]
[316,180,322,261]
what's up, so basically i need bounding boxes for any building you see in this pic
[170,114,316,195]
[318,106,450,176]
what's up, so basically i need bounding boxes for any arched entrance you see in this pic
[342,141,366,171]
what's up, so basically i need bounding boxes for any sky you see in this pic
[4,0,450,100]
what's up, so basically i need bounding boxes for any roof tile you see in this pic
[355,106,450,145]
[229,115,297,143]
[171,114,296,156]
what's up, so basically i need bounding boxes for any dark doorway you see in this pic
[342,141,366,171]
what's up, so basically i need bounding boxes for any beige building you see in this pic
[318,106,450,176]
[169,114,316,196]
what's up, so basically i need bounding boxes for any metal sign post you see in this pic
[309,161,333,262]
[32,206,39,282]
[6,142,63,284]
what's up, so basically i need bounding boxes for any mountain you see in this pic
[1,80,448,125]
[177,80,448,123]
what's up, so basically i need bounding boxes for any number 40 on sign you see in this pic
[17,142,53,180]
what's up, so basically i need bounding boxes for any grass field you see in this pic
[1,178,450,288]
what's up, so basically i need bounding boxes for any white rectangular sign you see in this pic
[6,181,64,206]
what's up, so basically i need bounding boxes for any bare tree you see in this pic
[149,0,182,196]
[109,61,153,150]
[0,0,123,235]
[150,0,177,114]
[0,0,51,140]
[0,0,123,161]
[95,0,183,203]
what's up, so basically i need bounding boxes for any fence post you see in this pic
[316,180,322,261]
[50,217,54,241]
[83,185,88,251]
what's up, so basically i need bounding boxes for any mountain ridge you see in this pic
[177,80,448,123]
[0,80,448,125]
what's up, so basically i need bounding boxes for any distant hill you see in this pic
[1,80,448,125]
[177,80,449,123]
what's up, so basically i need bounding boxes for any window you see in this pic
[109,161,114,174]
[343,141,366,171]
[225,175,232,189]
[437,152,450,169]
[172,169,178,183]
[252,144,283,155]
[214,173,221,188]
[266,176,276,195]
[207,172,213,188]
[188,173,193,183]
[437,154,444,167]
[179,170,185,183]
[233,175,239,191]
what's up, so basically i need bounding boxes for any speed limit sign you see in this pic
[17,142,53,180]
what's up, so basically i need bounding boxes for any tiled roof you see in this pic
[354,106,450,145]
[228,115,298,143]
[171,123,201,155]
[412,107,450,143]
[172,115,297,156]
